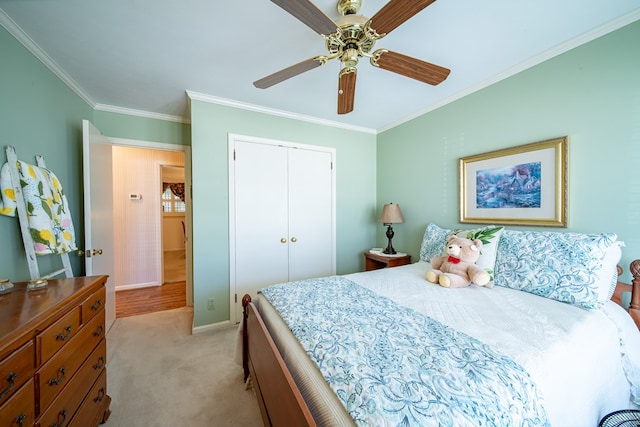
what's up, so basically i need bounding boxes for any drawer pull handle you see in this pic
[16,413,26,426]
[50,408,67,427]
[90,298,103,311]
[94,387,106,403]
[55,325,72,341]
[94,356,105,370]
[93,324,105,337]
[48,366,66,386]
[0,371,17,398]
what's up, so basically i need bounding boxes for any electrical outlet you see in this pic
[207,298,215,310]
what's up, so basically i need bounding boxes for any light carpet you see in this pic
[103,307,262,426]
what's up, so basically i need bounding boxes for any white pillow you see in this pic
[598,240,624,302]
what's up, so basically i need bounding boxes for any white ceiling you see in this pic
[1,0,639,132]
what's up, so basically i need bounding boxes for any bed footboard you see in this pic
[242,294,316,427]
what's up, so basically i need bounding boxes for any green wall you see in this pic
[93,110,190,146]
[376,20,640,283]
[190,100,377,327]
[0,25,92,281]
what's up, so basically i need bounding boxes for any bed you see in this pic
[241,225,640,426]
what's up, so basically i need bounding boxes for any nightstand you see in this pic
[364,251,412,271]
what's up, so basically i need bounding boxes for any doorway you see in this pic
[109,144,190,318]
[83,121,191,320]
[161,165,186,284]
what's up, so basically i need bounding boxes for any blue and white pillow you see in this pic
[419,223,451,262]
[419,223,504,285]
[494,229,623,310]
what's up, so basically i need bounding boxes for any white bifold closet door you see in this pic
[231,136,335,322]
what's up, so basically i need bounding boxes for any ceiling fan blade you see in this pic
[372,50,450,85]
[272,0,339,36]
[254,57,325,89]
[337,68,357,115]
[369,0,437,35]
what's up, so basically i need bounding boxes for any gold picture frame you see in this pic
[459,137,567,227]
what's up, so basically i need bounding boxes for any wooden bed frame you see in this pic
[242,261,640,427]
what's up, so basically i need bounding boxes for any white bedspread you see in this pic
[345,262,640,426]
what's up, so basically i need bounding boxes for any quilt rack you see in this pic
[3,145,74,280]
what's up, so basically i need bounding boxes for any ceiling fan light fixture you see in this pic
[341,47,360,68]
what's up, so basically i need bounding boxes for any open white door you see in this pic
[82,120,116,331]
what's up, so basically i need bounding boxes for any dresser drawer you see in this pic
[37,308,81,366]
[37,312,106,413]
[0,380,34,427]
[0,276,110,427]
[69,370,108,427]
[36,338,107,427]
[81,287,105,325]
[0,341,34,408]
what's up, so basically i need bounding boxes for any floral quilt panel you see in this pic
[0,160,77,255]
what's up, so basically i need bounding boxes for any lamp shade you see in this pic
[379,203,404,224]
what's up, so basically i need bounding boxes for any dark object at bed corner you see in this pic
[599,409,640,426]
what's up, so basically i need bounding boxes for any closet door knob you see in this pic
[291,237,297,243]
[280,238,287,243]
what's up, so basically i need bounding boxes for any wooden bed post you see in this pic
[242,294,251,382]
[614,260,640,330]
[629,260,640,328]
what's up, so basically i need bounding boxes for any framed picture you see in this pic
[459,137,567,227]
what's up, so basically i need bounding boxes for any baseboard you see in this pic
[192,319,235,334]
[115,281,161,292]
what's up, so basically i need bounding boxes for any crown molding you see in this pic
[187,91,376,135]
[94,104,190,124]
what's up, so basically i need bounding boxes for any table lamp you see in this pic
[379,203,404,255]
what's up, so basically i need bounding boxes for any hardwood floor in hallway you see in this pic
[115,250,187,318]
[116,281,186,318]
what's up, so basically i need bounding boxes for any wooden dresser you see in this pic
[0,276,111,426]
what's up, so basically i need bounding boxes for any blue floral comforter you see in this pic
[261,276,549,427]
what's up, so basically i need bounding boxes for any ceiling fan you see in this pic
[254,0,451,115]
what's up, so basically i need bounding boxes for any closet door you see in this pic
[288,148,333,281]
[233,140,289,317]
[231,137,335,322]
